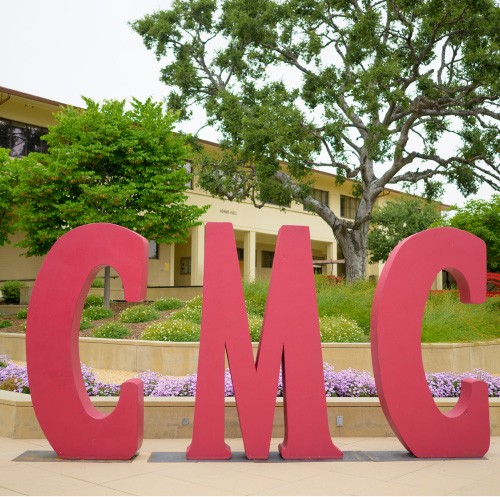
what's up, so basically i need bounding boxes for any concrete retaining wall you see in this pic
[1,392,498,439]
[1,333,499,376]
[15,286,204,305]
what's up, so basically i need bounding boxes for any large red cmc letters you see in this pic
[25,222,490,461]
[26,224,147,460]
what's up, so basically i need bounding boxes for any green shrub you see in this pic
[92,322,130,339]
[84,294,104,308]
[80,317,93,330]
[319,316,367,342]
[141,318,200,341]
[0,357,7,367]
[152,298,185,311]
[16,308,28,319]
[119,305,160,323]
[0,319,12,329]
[91,277,105,288]
[0,280,23,304]
[83,307,114,321]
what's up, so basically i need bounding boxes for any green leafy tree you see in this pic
[0,148,18,246]
[440,195,500,272]
[368,197,441,263]
[15,98,207,303]
[132,0,500,281]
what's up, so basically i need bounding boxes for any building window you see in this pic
[262,250,274,268]
[237,248,244,261]
[184,162,193,189]
[305,188,329,211]
[148,240,159,259]
[0,119,48,157]
[340,195,360,219]
[180,257,191,275]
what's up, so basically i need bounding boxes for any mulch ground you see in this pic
[0,301,176,340]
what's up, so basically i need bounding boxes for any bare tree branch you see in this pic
[275,170,354,229]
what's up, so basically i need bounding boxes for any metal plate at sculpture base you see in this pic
[13,450,137,463]
[13,450,487,463]
[147,451,470,463]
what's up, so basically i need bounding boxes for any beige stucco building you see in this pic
[0,86,442,299]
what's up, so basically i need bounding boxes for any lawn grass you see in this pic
[315,277,376,331]
[422,291,500,342]
[245,277,500,343]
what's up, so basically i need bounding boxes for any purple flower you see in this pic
[0,361,30,393]
[426,370,500,398]
[323,363,377,397]
[0,356,499,399]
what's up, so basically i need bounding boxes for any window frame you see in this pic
[148,240,159,260]
[180,257,192,275]
[261,250,275,268]
[304,188,329,211]
[340,195,360,219]
[183,162,193,190]
[0,118,49,157]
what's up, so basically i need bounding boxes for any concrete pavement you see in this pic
[0,437,499,495]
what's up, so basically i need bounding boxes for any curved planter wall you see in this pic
[1,332,499,376]
[1,391,499,439]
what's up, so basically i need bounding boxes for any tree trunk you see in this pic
[104,266,111,309]
[335,223,370,283]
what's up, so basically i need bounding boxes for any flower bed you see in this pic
[1,354,499,398]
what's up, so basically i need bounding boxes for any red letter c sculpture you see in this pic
[371,227,490,458]
[26,223,148,460]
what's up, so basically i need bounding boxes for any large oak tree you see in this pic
[132,0,499,281]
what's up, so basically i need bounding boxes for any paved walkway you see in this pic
[0,437,499,495]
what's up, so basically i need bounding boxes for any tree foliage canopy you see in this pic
[368,197,441,263]
[132,0,500,280]
[0,148,18,246]
[440,195,500,272]
[15,98,207,257]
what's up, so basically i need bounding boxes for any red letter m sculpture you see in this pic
[187,223,342,460]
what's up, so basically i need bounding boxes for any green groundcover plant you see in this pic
[84,295,104,309]
[16,309,28,319]
[119,305,160,323]
[82,307,114,321]
[92,323,131,339]
[79,317,93,331]
[0,318,12,329]
[151,298,184,311]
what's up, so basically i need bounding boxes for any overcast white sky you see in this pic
[1,0,495,207]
